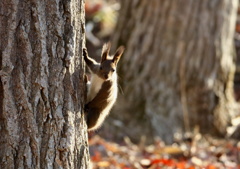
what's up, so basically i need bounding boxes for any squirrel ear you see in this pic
[101,42,111,62]
[113,46,124,65]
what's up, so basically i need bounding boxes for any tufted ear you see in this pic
[101,42,111,62]
[113,46,124,65]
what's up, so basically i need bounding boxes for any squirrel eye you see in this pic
[100,66,103,70]
[112,68,115,72]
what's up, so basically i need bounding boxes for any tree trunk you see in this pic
[106,0,239,143]
[0,0,90,168]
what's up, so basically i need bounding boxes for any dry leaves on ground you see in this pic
[89,134,240,169]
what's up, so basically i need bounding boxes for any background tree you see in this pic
[0,0,90,168]
[103,0,239,143]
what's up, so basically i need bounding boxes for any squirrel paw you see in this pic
[83,48,88,58]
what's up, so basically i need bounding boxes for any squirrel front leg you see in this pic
[83,48,99,73]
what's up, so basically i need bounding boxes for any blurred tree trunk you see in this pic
[106,0,239,143]
[0,0,90,168]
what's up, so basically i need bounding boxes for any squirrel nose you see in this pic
[104,74,108,79]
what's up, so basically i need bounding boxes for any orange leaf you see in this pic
[188,166,195,169]
[176,161,186,169]
[91,151,102,162]
[207,164,216,169]
[104,143,120,153]
[151,158,175,166]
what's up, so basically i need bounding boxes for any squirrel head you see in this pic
[97,43,124,80]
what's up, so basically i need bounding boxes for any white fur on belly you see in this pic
[87,74,104,102]
[88,74,118,131]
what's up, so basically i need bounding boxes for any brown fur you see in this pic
[85,80,112,129]
[83,43,124,130]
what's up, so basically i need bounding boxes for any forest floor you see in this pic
[89,134,240,169]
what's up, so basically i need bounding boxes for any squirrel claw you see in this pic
[83,48,88,57]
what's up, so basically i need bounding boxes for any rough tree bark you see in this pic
[0,0,90,168]
[105,0,239,143]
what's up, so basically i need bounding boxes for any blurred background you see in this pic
[85,0,240,144]
[85,1,240,168]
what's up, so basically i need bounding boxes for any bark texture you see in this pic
[0,0,90,168]
[106,0,239,143]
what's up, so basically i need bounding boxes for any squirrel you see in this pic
[83,43,124,131]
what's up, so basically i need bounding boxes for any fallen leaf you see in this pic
[97,161,110,167]
[191,156,202,166]
[91,151,102,162]
[163,146,184,155]
[176,161,186,169]
[151,158,175,166]
[140,158,151,167]
[206,164,216,169]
